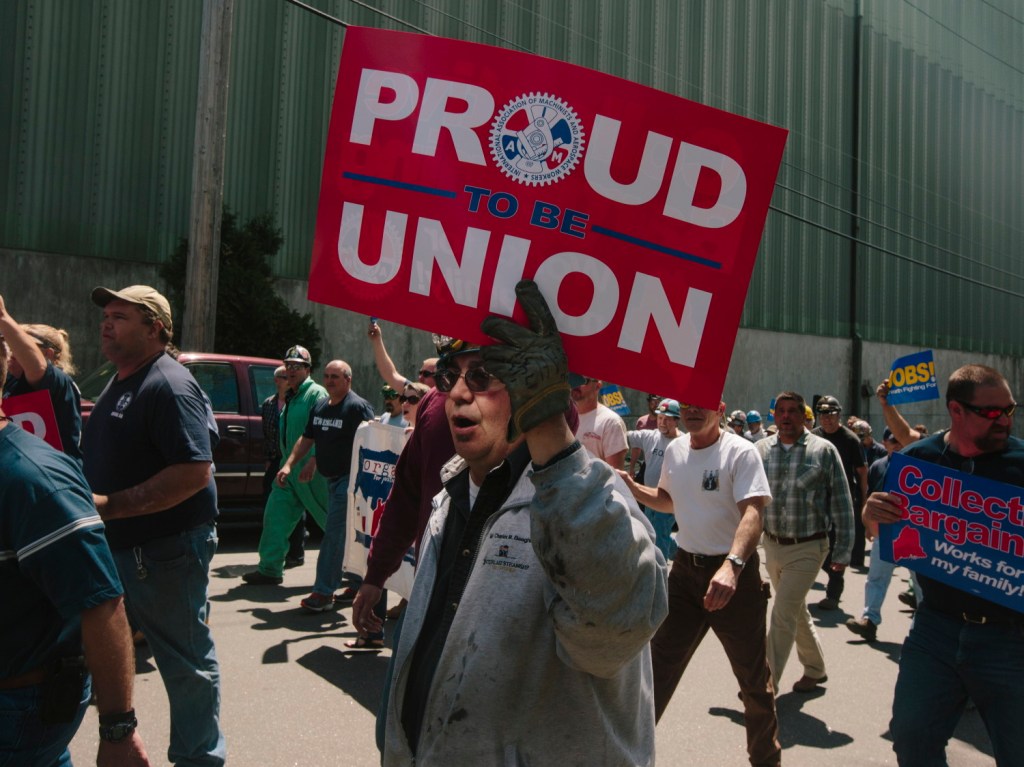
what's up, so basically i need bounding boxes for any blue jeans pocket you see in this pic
[139,533,190,572]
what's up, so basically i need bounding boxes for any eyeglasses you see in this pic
[274,375,288,381]
[400,394,421,405]
[955,400,1017,420]
[435,366,500,393]
[284,362,307,371]
[418,369,436,378]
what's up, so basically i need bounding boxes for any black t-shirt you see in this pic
[81,352,219,549]
[301,391,374,478]
[4,362,83,463]
[813,425,866,505]
[898,432,1024,621]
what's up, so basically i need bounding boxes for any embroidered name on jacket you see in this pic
[483,531,532,571]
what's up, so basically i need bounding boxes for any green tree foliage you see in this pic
[161,210,322,363]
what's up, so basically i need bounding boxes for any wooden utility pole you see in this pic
[182,0,234,351]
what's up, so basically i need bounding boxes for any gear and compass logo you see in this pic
[489,93,585,187]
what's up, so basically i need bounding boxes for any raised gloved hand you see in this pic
[481,280,569,440]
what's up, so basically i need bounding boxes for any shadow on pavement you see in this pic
[774,691,854,749]
[243,604,352,634]
[842,636,902,664]
[210,582,310,603]
[297,645,390,715]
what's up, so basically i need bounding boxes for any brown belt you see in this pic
[675,549,727,569]
[0,666,49,690]
[764,530,827,546]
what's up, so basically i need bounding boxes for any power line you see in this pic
[774,182,1024,282]
[283,0,345,27]
[902,0,1024,76]
[769,204,1024,299]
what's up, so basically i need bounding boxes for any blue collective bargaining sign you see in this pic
[880,452,1024,613]
[886,350,939,405]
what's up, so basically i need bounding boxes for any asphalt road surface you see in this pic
[71,527,994,766]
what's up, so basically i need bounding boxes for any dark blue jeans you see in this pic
[0,676,90,766]
[113,523,225,766]
[891,605,1024,766]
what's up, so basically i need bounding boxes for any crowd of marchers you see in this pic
[2,282,1020,767]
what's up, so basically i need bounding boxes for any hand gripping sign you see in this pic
[310,28,788,408]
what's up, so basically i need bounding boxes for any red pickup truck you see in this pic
[79,352,281,523]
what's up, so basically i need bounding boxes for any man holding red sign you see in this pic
[865,364,1024,766]
[381,281,666,765]
[308,27,786,409]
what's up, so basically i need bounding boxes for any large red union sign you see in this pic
[310,27,787,407]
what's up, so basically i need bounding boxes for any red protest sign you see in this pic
[4,389,63,451]
[310,28,787,407]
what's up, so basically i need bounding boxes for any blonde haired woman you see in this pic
[0,295,82,462]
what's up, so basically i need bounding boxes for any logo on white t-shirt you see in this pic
[702,470,720,492]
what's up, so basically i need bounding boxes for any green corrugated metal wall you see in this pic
[2,0,1022,354]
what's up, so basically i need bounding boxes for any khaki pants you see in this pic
[762,536,830,685]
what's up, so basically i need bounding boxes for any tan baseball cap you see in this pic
[91,285,173,330]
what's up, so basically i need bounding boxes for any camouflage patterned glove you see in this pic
[481,280,569,441]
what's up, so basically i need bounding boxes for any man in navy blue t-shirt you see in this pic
[277,359,376,617]
[81,284,225,766]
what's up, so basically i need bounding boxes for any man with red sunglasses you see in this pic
[865,364,1023,766]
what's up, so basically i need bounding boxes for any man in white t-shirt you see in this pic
[626,398,682,561]
[571,377,628,469]
[620,400,780,767]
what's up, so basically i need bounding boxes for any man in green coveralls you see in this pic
[243,345,329,585]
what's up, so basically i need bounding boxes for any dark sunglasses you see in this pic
[399,394,421,405]
[435,366,499,393]
[956,400,1017,420]
[418,369,436,378]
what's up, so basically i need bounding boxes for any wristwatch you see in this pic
[726,554,745,569]
[98,709,137,743]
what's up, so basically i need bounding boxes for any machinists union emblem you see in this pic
[489,93,585,186]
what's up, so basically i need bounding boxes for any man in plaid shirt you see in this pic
[755,391,854,694]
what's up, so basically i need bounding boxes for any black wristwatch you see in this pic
[98,709,137,743]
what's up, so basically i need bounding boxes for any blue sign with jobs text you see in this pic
[886,350,939,405]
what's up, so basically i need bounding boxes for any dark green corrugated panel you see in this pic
[224,0,346,279]
[0,0,202,263]
[3,0,1022,353]
[857,0,1024,356]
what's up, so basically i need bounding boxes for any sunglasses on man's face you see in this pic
[956,400,1017,420]
[418,369,436,378]
[434,366,499,393]
[400,394,421,405]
